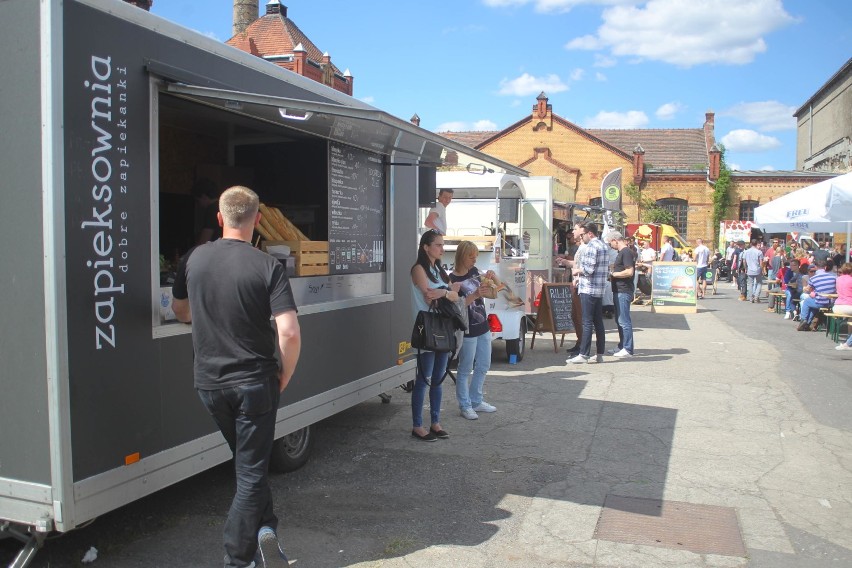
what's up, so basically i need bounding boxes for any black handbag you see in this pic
[411,304,457,353]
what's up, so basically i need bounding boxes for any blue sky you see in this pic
[151,0,850,172]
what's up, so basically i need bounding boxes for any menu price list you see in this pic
[328,142,386,274]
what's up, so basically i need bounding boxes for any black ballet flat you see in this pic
[411,430,438,442]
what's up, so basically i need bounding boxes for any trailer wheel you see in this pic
[270,425,313,473]
[505,317,527,362]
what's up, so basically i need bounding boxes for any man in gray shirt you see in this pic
[742,239,765,303]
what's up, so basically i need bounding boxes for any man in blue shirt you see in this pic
[568,223,610,364]
[742,239,765,303]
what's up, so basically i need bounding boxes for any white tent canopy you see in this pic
[753,172,852,233]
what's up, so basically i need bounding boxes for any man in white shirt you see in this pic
[693,238,711,299]
[424,189,453,235]
[659,236,675,262]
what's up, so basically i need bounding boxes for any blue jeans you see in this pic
[767,269,777,290]
[613,290,634,355]
[456,332,492,410]
[412,350,449,427]
[578,293,605,357]
[785,289,800,313]
[800,296,826,324]
[197,377,280,568]
[748,274,763,300]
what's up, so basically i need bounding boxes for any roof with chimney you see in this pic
[226,1,344,76]
[440,113,711,170]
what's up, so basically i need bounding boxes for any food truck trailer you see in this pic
[0,0,526,563]
[433,172,559,361]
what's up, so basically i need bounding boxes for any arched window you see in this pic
[739,199,758,222]
[656,198,688,237]
[589,197,601,207]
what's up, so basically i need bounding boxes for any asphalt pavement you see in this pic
[3,283,851,568]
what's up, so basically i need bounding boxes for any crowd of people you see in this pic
[722,237,852,349]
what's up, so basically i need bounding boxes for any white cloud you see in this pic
[483,0,634,13]
[593,54,617,68]
[728,162,741,171]
[720,100,797,131]
[570,68,585,81]
[436,120,498,132]
[720,129,781,152]
[759,165,777,171]
[584,110,649,128]
[565,0,797,67]
[473,119,499,130]
[360,96,375,104]
[595,72,608,81]
[655,102,683,120]
[498,73,568,96]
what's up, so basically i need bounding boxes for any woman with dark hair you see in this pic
[410,230,460,441]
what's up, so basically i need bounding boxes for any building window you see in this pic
[656,198,688,237]
[589,197,601,207]
[739,199,758,222]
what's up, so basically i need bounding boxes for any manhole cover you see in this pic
[594,495,746,557]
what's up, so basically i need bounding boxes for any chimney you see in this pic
[265,0,286,16]
[704,109,716,153]
[410,114,421,127]
[344,69,354,96]
[122,0,152,10]
[709,144,721,181]
[532,92,553,131]
[233,0,259,36]
[632,144,645,184]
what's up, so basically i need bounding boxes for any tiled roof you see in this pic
[439,131,497,148]
[590,128,708,169]
[439,124,710,170]
[225,12,343,76]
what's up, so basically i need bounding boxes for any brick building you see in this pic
[226,0,353,95]
[441,93,834,244]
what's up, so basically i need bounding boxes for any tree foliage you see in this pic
[624,182,675,224]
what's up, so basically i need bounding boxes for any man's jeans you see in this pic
[767,269,777,290]
[456,333,492,410]
[578,293,605,357]
[799,295,826,324]
[613,290,634,354]
[197,377,280,568]
[785,288,800,313]
[412,350,449,427]
[747,274,763,300]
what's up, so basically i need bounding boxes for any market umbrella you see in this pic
[824,172,852,261]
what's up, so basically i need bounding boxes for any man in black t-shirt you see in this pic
[172,186,300,568]
[606,230,636,357]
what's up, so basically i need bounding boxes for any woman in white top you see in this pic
[410,230,460,441]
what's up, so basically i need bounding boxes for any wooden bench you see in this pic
[766,291,786,314]
[824,312,852,343]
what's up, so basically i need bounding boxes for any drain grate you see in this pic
[594,495,746,557]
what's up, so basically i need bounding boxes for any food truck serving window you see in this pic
[151,83,391,334]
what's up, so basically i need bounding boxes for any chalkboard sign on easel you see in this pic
[530,283,574,353]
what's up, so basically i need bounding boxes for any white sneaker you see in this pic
[567,354,589,364]
[613,349,633,358]
[586,354,604,364]
[783,311,792,319]
[606,348,620,355]
[473,402,497,413]
[460,407,479,420]
[836,343,852,351]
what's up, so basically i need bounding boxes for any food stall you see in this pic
[0,0,526,562]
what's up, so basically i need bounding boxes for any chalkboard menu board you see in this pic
[328,142,385,274]
[530,283,574,352]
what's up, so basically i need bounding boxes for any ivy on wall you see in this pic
[624,182,675,225]
[711,146,733,244]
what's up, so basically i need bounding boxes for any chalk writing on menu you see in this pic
[545,284,574,332]
[328,142,385,274]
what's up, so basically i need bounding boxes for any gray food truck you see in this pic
[0,1,525,563]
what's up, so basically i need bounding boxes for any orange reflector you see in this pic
[488,314,503,332]
[125,452,140,466]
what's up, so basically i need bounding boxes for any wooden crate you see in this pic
[263,240,329,276]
